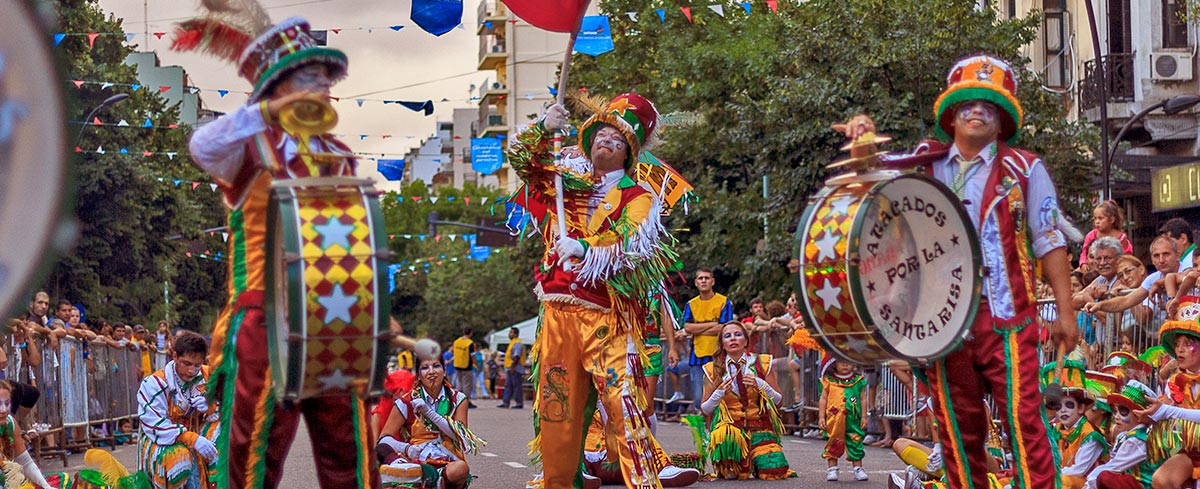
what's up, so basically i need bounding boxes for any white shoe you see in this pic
[863,434,879,445]
[666,392,685,404]
[658,465,700,487]
[854,466,869,481]
[826,467,839,481]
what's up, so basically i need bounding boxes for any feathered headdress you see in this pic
[171,1,347,102]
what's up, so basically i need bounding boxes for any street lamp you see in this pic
[73,93,130,148]
[1103,94,1200,200]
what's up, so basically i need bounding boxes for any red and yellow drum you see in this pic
[266,177,390,400]
[795,171,982,365]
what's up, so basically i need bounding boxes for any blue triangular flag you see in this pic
[548,85,558,96]
[396,196,405,202]
[390,25,404,31]
[218,90,229,97]
[741,2,751,14]
[483,21,493,30]
[143,118,152,128]
[411,0,463,36]
[130,84,141,91]
[119,148,129,154]
[655,9,665,22]
[418,234,427,241]
[53,33,66,46]
[398,100,435,116]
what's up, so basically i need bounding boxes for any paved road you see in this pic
[55,402,909,487]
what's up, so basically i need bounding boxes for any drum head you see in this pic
[848,175,982,362]
[0,5,68,313]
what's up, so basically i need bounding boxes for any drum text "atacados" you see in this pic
[869,196,948,241]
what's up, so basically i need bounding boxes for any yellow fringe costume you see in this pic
[703,354,795,480]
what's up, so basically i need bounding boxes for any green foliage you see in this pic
[383,182,541,347]
[43,0,228,330]
[572,0,1097,305]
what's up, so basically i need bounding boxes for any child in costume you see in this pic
[700,322,794,481]
[376,357,484,489]
[137,332,219,489]
[0,381,56,489]
[1043,361,1109,489]
[819,358,869,482]
[1085,380,1159,489]
[1137,297,1200,489]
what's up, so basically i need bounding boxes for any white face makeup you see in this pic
[0,394,12,417]
[955,101,997,125]
[418,360,444,389]
[1058,397,1085,427]
[1114,404,1134,427]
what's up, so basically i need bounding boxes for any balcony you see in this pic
[1080,53,1135,112]
[478,34,507,71]
[477,0,507,34]
[479,114,507,138]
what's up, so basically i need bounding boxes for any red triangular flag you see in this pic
[464,197,471,205]
[93,117,102,125]
[186,252,192,257]
[411,196,422,202]
[153,32,166,39]
[167,124,178,129]
[72,80,84,89]
[159,86,171,93]
[74,146,82,153]
[681,7,692,22]
[191,182,201,190]
[142,151,152,156]
[331,29,342,34]
[435,234,442,242]
[765,0,778,12]
[86,33,100,49]
[501,0,588,32]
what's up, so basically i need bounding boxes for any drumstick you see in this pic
[388,317,441,361]
[1044,340,1067,404]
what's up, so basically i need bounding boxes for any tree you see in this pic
[571,0,1097,305]
[43,0,228,329]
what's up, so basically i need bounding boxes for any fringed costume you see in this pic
[137,362,220,489]
[377,381,484,488]
[176,6,377,487]
[1054,416,1108,489]
[702,353,794,481]
[820,370,867,465]
[507,93,677,489]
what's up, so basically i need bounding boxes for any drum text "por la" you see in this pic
[883,241,945,285]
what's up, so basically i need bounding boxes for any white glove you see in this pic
[190,395,209,414]
[15,451,52,489]
[555,238,586,266]
[193,435,218,463]
[701,389,726,415]
[926,443,943,473]
[410,397,431,415]
[542,104,569,132]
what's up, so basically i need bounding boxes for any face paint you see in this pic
[956,102,997,124]
[0,397,11,416]
[1058,397,1084,427]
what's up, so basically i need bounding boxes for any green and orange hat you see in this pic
[1107,380,1157,413]
[1086,370,1120,413]
[1101,351,1153,383]
[1041,360,1091,402]
[1161,295,1200,355]
[933,54,1023,145]
[579,93,660,169]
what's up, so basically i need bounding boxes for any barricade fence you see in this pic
[1,336,159,460]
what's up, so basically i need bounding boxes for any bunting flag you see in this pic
[680,7,692,23]
[765,0,778,12]
[709,5,725,16]
[575,16,615,56]
[501,0,589,32]
[655,9,665,22]
[411,0,464,36]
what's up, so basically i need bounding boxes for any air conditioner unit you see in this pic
[1151,52,1194,81]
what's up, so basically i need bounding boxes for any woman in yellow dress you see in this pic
[700,322,795,480]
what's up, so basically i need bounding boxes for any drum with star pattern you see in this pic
[266,177,390,400]
[794,171,982,365]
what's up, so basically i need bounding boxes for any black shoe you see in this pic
[496,404,509,409]
[469,402,478,409]
[512,405,524,409]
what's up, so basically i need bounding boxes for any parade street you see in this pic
[70,403,909,487]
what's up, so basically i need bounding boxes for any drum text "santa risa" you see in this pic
[876,266,966,341]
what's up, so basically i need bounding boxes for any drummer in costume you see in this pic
[138,331,220,489]
[1043,362,1108,489]
[375,356,484,489]
[700,322,795,481]
[1087,380,1159,489]
[1137,297,1200,489]
[175,3,377,487]
[507,94,678,489]
[841,54,1079,489]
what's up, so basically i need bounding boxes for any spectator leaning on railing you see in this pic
[1085,235,1178,317]
[1072,236,1126,310]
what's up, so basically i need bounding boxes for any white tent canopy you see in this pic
[486,317,538,351]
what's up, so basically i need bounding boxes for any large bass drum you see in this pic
[795,171,983,365]
[266,177,391,400]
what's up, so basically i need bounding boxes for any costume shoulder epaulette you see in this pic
[1000,146,1041,178]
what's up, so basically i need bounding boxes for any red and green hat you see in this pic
[1162,295,1200,355]
[1086,370,1120,412]
[238,17,347,102]
[1101,351,1153,383]
[933,54,1023,145]
[1107,380,1157,413]
[579,93,660,169]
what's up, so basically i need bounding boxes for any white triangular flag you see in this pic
[709,4,724,16]
[166,152,176,160]
[449,235,458,241]
[116,119,129,127]
[627,12,638,22]
[209,183,218,191]
[96,145,105,154]
[222,232,229,241]
[430,196,439,204]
